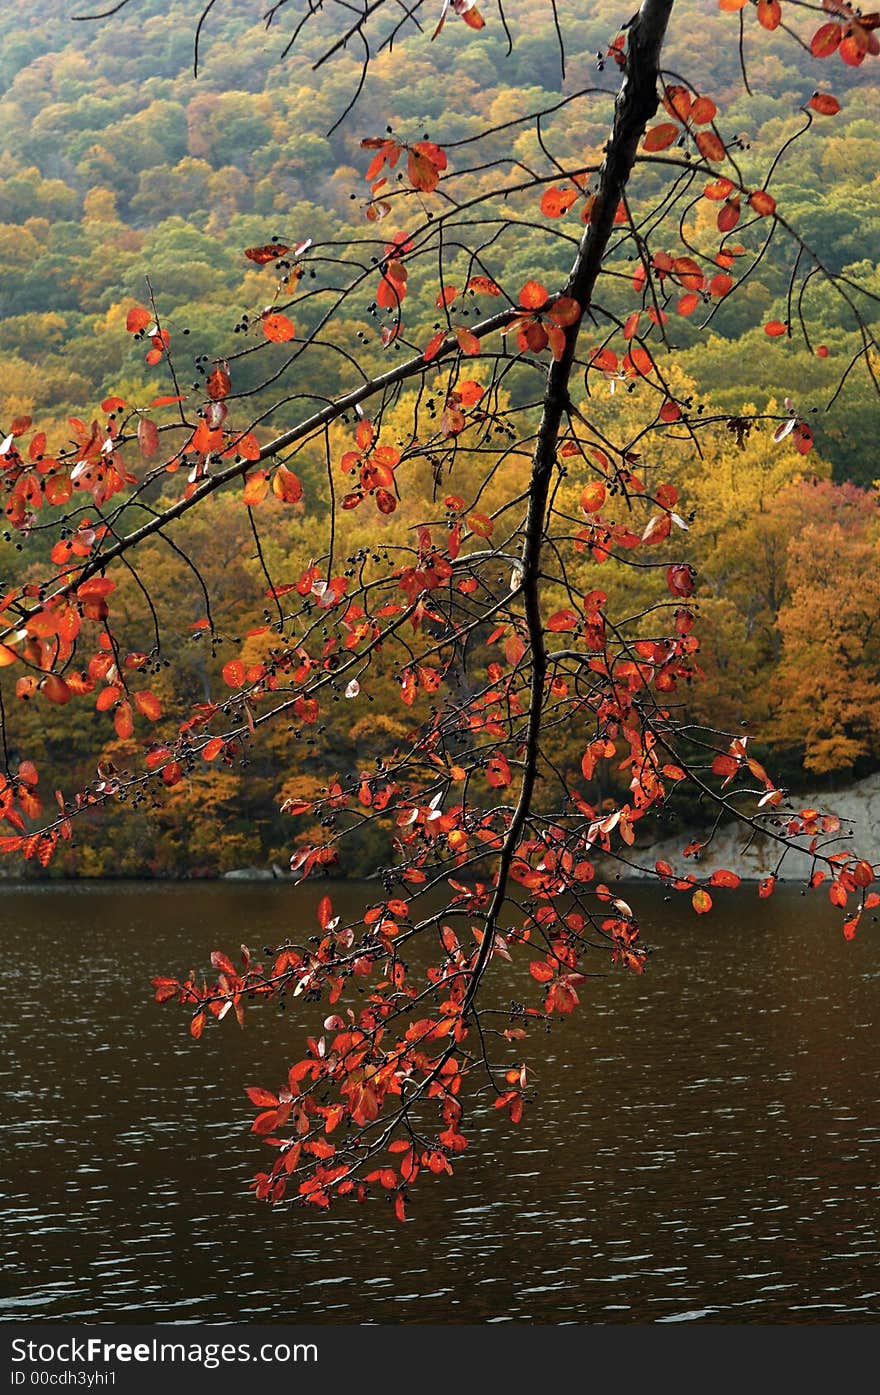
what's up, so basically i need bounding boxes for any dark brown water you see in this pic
[1,880,878,1324]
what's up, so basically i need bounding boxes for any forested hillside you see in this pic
[1,0,878,875]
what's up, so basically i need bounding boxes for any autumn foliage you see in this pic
[0,0,878,1218]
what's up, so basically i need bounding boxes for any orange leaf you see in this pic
[138,417,159,458]
[234,433,262,462]
[581,481,606,514]
[549,296,581,328]
[262,313,295,343]
[423,330,447,362]
[134,690,162,721]
[272,466,303,503]
[223,660,246,687]
[540,185,578,217]
[245,244,290,264]
[486,754,511,788]
[455,328,481,356]
[466,275,501,296]
[807,92,840,116]
[519,280,549,310]
[709,868,741,889]
[696,130,726,163]
[114,701,133,740]
[757,0,781,27]
[643,123,680,152]
[41,674,72,706]
[810,22,841,58]
[206,366,232,400]
[126,306,151,334]
[243,472,269,506]
[547,609,579,632]
[690,96,718,125]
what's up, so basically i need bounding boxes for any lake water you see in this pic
[1,880,878,1324]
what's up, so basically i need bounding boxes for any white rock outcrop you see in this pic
[630,772,880,882]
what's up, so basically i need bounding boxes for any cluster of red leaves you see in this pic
[503,281,582,360]
[643,84,725,163]
[339,418,401,515]
[719,0,879,68]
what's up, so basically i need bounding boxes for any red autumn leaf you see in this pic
[245,243,290,264]
[643,122,680,152]
[852,860,874,888]
[529,961,554,983]
[692,888,713,914]
[590,347,619,372]
[664,84,692,120]
[262,312,296,343]
[749,189,776,217]
[134,690,161,721]
[764,320,788,337]
[757,0,781,29]
[243,472,269,506]
[223,660,246,687]
[466,276,501,297]
[137,417,159,458]
[455,328,481,356]
[41,674,72,705]
[251,1109,280,1135]
[709,868,741,889]
[690,96,718,125]
[234,433,262,462]
[126,306,151,334]
[581,481,607,514]
[408,141,447,191]
[423,330,447,362]
[666,565,695,597]
[547,609,579,632]
[807,92,841,116]
[519,280,549,310]
[717,199,740,233]
[641,513,671,546]
[696,130,726,162]
[246,1086,280,1107]
[810,22,841,58]
[540,185,578,217]
[486,753,511,788]
[272,466,303,503]
[709,272,733,297]
[548,297,581,328]
[206,366,232,400]
[45,474,73,506]
[839,31,868,67]
[114,701,133,740]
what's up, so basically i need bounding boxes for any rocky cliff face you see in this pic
[630,773,880,882]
